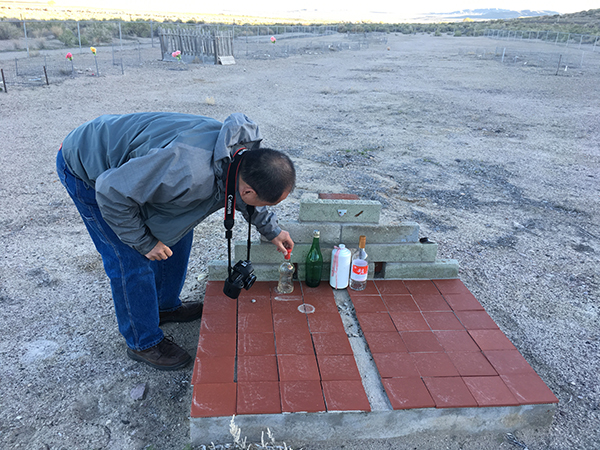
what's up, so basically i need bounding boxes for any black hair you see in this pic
[239,148,296,203]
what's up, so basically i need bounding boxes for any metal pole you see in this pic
[151,21,154,48]
[43,65,49,85]
[501,47,506,62]
[77,22,82,53]
[15,58,18,76]
[1,68,7,93]
[594,36,598,52]
[23,21,29,58]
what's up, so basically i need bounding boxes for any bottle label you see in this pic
[351,260,368,281]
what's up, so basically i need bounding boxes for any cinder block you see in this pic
[266,221,342,245]
[341,223,420,244]
[382,259,459,279]
[366,243,438,263]
[208,260,283,282]
[299,197,381,224]
[236,242,337,264]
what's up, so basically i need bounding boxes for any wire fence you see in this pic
[0,20,385,90]
[461,28,600,75]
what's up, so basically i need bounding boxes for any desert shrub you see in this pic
[56,28,79,47]
[0,21,22,40]
[85,22,115,44]
[122,20,152,38]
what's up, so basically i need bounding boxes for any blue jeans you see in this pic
[57,150,193,351]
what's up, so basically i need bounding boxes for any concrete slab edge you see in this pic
[190,403,557,446]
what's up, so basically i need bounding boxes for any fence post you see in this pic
[23,21,29,58]
[1,68,7,93]
[213,32,219,65]
[594,36,598,52]
[77,22,82,53]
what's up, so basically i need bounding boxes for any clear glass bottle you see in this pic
[350,235,368,291]
[276,251,294,294]
[305,230,323,288]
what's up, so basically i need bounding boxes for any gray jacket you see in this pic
[61,112,282,255]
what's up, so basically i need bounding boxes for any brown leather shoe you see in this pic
[127,337,192,370]
[159,301,203,325]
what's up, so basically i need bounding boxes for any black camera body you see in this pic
[223,259,257,299]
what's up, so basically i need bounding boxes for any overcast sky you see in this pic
[57,0,598,21]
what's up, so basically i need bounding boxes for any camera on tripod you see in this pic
[223,259,257,299]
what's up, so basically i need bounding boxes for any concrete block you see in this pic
[341,223,420,244]
[236,242,337,264]
[366,243,438,263]
[208,260,282,282]
[299,197,381,223]
[382,259,459,279]
[191,404,557,445]
[269,221,342,245]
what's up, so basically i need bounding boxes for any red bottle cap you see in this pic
[284,251,291,260]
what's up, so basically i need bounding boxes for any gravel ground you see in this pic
[0,34,598,450]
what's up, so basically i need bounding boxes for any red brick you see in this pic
[204,281,226,297]
[382,295,420,312]
[192,356,235,384]
[350,295,388,313]
[308,312,346,334]
[301,282,335,297]
[317,355,361,381]
[432,279,470,295]
[484,350,536,375]
[356,312,396,332]
[500,373,559,404]
[463,376,519,407]
[411,353,460,377]
[302,296,338,313]
[347,280,379,296]
[468,330,516,351]
[271,299,304,314]
[238,295,272,313]
[237,381,281,415]
[195,333,237,358]
[237,355,279,382]
[237,332,276,356]
[443,292,484,311]
[312,332,354,355]
[200,313,237,334]
[278,354,320,381]
[373,280,410,295]
[238,281,271,298]
[423,377,478,408]
[422,311,465,331]
[273,312,310,334]
[275,330,315,355]
[401,331,444,352]
[318,193,360,200]
[382,377,436,410]
[280,380,326,413]
[238,311,274,333]
[202,295,237,315]
[322,380,371,411]
[447,351,497,376]
[372,353,420,378]
[191,382,236,418]
[412,294,451,312]
[389,312,430,332]
[455,310,499,330]
[403,280,440,295]
[433,331,480,352]
[363,332,407,353]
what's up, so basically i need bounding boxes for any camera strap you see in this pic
[224,147,254,276]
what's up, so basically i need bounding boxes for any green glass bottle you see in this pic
[305,230,323,287]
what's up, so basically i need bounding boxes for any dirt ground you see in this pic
[0,34,598,450]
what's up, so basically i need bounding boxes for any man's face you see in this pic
[241,189,290,207]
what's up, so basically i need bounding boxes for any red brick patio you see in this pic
[191,279,557,418]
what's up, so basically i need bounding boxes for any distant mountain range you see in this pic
[420,8,560,21]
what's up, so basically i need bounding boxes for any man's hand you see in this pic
[145,241,173,261]
[271,230,294,255]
